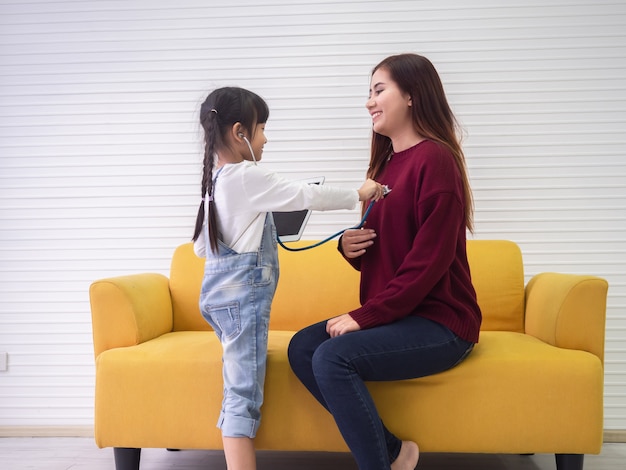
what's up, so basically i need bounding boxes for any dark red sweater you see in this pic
[342,140,482,343]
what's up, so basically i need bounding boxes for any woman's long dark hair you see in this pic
[192,87,269,252]
[368,54,474,232]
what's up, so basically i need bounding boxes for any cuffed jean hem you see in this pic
[218,413,260,438]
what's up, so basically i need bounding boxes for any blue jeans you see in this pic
[199,214,279,438]
[288,315,474,470]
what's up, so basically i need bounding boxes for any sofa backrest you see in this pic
[168,242,362,332]
[169,243,207,331]
[466,240,525,332]
[169,239,525,333]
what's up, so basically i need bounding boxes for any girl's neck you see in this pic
[215,149,244,168]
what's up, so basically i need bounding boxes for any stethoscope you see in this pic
[240,133,389,252]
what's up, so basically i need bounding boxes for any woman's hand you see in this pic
[357,179,384,201]
[341,228,376,259]
[326,314,361,337]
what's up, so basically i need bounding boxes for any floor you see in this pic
[0,438,624,469]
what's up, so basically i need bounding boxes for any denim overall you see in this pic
[199,210,279,438]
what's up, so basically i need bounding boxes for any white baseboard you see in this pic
[603,430,626,443]
[1,426,625,443]
[0,426,94,438]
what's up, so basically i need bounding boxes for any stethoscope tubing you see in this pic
[277,200,376,252]
[242,134,381,253]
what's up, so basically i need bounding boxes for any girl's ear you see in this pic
[231,122,245,142]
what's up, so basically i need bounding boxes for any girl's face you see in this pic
[366,68,413,140]
[243,123,267,163]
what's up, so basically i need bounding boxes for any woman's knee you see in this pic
[310,338,350,381]
[287,326,320,374]
[287,330,305,368]
[288,321,326,353]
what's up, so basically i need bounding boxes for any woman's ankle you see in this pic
[390,440,419,470]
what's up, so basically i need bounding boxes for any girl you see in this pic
[288,54,482,470]
[191,86,384,470]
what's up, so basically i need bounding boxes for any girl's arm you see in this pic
[241,165,382,213]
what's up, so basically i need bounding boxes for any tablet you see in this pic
[273,176,326,242]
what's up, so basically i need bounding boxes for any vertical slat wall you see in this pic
[0,0,625,432]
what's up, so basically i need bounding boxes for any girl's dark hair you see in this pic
[192,87,269,252]
[368,53,474,232]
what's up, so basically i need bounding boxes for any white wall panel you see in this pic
[1,0,625,432]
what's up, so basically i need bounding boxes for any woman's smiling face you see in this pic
[366,67,413,140]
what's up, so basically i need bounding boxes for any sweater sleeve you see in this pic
[348,191,463,328]
[337,236,362,271]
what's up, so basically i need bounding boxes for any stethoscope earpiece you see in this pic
[239,133,258,165]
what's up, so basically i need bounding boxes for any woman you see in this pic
[288,54,482,470]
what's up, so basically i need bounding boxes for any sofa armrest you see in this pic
[89,273,173,357]
[525,272,608,363]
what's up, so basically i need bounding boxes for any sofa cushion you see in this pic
[94,330,345,450]
[370,330,603,453]
[95,329,603,454]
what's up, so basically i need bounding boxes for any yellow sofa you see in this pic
[89,240,608,470]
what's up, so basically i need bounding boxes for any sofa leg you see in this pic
[114,447,141,470]
[555,454,584,470]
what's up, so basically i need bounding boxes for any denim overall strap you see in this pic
[199,211,279,438]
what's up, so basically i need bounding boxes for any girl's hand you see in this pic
[326,314,361,337]
[341,228,376,259]
[357,179,384,201]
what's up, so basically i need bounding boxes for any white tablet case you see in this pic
[273,176,325,242]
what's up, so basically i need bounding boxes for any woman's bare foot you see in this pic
[390,440,419,470]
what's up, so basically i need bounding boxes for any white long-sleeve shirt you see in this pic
[193,161,360,256]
